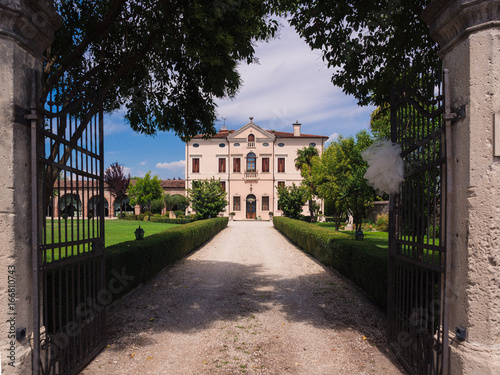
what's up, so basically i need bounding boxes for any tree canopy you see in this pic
[127,171,163,212]
[281,0,439,106]
[188,178,227,219]
[47,0,279,139]
[276,183,307,219]
[104,162,131,215]
[295,146,320,220]
[313,130,377,231]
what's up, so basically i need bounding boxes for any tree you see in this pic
[313,143,349,231]
[164,194,189,212]
[46,1,278,138]
[281,0,439,106]
[187,178,227,219]
[42,1,279,201]
[104,162,130,217]
[370,105,391,141]
[127,171,163,217]
[295,146,320,221]
[313,131,377,231]
[276,183,308,219]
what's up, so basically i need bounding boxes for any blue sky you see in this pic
[103,21,375,179]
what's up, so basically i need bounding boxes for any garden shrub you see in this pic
[174,210,184,217]
[106,217,228,300]
[273,217,388,310]
[376,213,389,232]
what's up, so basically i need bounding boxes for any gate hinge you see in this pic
[444,105,466,122]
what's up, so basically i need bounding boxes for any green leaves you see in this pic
[127,171,163,211]
[188,178,228,219]
[281,0,439,106]
[313,131,377,231]
[276,183,308,219]
[48,0,279,139]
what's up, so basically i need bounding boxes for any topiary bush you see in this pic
[273,217,388,310]
[105,217,228,301]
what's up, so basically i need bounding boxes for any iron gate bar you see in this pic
[388,63,448,375]
[33,70,106,374]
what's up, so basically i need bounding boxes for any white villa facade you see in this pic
[185,119,328,220]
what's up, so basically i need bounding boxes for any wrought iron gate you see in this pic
[32,73,106,374]
[388,66,450,375]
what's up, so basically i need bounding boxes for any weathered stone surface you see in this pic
[0,1,61,373]
[425,1,500,373]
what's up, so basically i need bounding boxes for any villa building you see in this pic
[185,118,329,220]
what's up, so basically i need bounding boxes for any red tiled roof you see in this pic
[192,130,234,139]
[270,130,329,139]
[56,179,185,189]
[192,129,328,139]
[160,180,185,188]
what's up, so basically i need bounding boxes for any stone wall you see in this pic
[423,1,500,373]
[0,1,61,373]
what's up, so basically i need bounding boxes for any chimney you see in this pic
[293,121,301,137]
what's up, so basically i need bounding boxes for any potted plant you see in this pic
[268,212,274,221]
[229,212,235,220]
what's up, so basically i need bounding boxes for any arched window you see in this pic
[247,152,256,172]
[247,134,255,148]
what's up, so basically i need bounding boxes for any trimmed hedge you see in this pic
[105,217,228,300]
[273,217,388,310]
[148,217,197,224]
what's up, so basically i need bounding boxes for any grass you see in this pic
[103,220,179,246]
[315,223,389,250]
[315,223,441,264]
[41,219,179,262]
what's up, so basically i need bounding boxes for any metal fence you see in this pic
[388,65,449,375]
[32,72,106,374]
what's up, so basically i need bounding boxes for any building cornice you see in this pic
[422,0,500,56]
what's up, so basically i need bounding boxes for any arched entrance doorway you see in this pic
[89,195,109,217]
[246,194,256,219]
[58,194,82,217]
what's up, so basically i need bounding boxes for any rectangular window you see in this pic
[218,158,226,173]
[233,157,241,173]
[220,181,226,192]
[278,157,285,173]
[192,158,200,173]
[262,196,269,211]
[233,196,241,211]
[262,157,269,173]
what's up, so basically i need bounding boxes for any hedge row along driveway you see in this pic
[273,217,388,310]
[105,217,228,301]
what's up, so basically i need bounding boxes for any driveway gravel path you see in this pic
[81,221,404,375]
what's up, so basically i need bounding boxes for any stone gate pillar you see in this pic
[423,1,500,374]
[0,1,61,373]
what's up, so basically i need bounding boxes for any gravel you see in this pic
[81,220,405,375]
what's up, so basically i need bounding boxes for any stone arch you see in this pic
[58,194,82,217]
[88,195,109,217]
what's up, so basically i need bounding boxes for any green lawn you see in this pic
[316,223,389,249]
[42,219,179,262]
[315,222,441,264]
[103,220,179,247]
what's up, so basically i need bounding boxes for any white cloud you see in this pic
[326,132,340,145]
[139,160,147,166]
[122,166,132,176]
[214,21,374,139]
[156,160,186,170]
